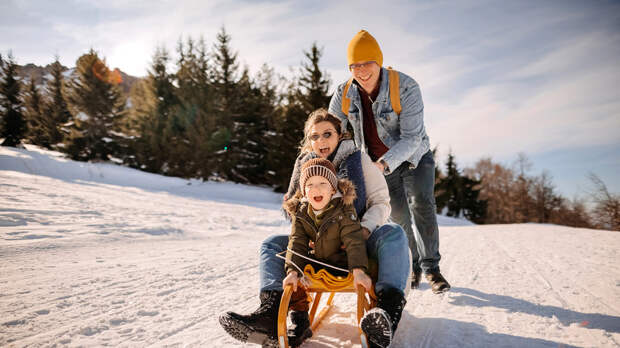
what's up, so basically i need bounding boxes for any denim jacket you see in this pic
[328,67,430,173]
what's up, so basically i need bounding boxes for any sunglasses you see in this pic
[349,61,375,70]
[309,131,335,141]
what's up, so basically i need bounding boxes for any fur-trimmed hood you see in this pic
[283,178,357,216]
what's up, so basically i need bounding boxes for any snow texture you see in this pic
[1,145,619,348]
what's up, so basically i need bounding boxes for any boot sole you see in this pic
[218,313,278,347]
[431,284,451,294]
[360,309,392,348]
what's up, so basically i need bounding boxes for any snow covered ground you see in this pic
[1,146,619,348]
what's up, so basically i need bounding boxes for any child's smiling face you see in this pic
[304,175,336,211]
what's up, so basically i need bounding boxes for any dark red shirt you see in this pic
[358,78,389,162]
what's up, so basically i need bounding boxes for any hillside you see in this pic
[16,63,139,94]
[0,146,618,347]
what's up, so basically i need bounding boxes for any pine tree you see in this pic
[226,66,273,184]
[435,151,460,216]
[436,151,486,223]
[273,42,332,191]
[256,64,285,188]
[297,42,331,113]
[128,46,178,173]
[173,36,215,178]
[64,50,126,161]
[212,26,238,131]
[186,36,218,179]
[44,57,73,148]
[211,27,240,179]
[0,52,27,147]
[23,73,46,145]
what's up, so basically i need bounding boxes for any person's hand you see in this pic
[373,161,385,173]
[361,227,371,240]
[353,268,372,293]
[283,271,300,291]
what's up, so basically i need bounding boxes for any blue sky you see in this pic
[1,0,619,198]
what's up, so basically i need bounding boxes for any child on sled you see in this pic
[281,157,373,346]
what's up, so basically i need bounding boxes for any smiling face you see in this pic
[350,61,381,94]
[304,175,335,211]
[309,121,340,159]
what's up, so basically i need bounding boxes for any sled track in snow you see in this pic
[410,227,461,348]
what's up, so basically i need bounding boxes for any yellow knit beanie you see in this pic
[347,30,383,67]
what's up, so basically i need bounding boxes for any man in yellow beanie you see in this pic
[329,28,450,348]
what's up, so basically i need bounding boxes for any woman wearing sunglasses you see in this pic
[220,108,411,348]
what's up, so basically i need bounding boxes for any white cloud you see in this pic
[427,53,620,165]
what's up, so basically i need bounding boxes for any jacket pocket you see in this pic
[377,110,398,131]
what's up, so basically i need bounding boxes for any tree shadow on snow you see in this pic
[449,287,620,334]
[395,311,582,348]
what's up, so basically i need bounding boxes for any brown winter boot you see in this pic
[425,270,451,294]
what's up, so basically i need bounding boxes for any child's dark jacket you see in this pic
[283,179,368,275]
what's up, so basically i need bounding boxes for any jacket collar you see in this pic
[298,194,343,223]
[345,67,390,105]
[331,140,357,168]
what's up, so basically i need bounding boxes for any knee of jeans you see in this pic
[375,223,407,245]
[260,234,288,254]
[413,194,437,210]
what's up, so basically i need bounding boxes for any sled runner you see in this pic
[277,264,377,348]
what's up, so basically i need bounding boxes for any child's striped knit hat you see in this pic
[300,158,339,194]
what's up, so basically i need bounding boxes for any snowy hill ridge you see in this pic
[1,146,618,347]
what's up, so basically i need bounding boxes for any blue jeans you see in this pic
[385,150,441,273]
[259,223,410,295]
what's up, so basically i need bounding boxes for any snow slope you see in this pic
[1,146,618,348]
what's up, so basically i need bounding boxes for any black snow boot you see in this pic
[360,287,407,348]
[287,310,313,347]
[219,290,282,348]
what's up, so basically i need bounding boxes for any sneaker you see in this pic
[425,270,451,294]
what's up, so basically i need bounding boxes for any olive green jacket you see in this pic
[283,179,368,275]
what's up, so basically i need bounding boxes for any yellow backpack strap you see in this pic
[341,77,354,116]
[387,67,402,115]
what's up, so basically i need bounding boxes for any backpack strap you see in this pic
[341,77,354,116]
[341,68,402,116]
[387,67,402,115]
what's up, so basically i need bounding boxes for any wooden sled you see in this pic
[277,264,377,348]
